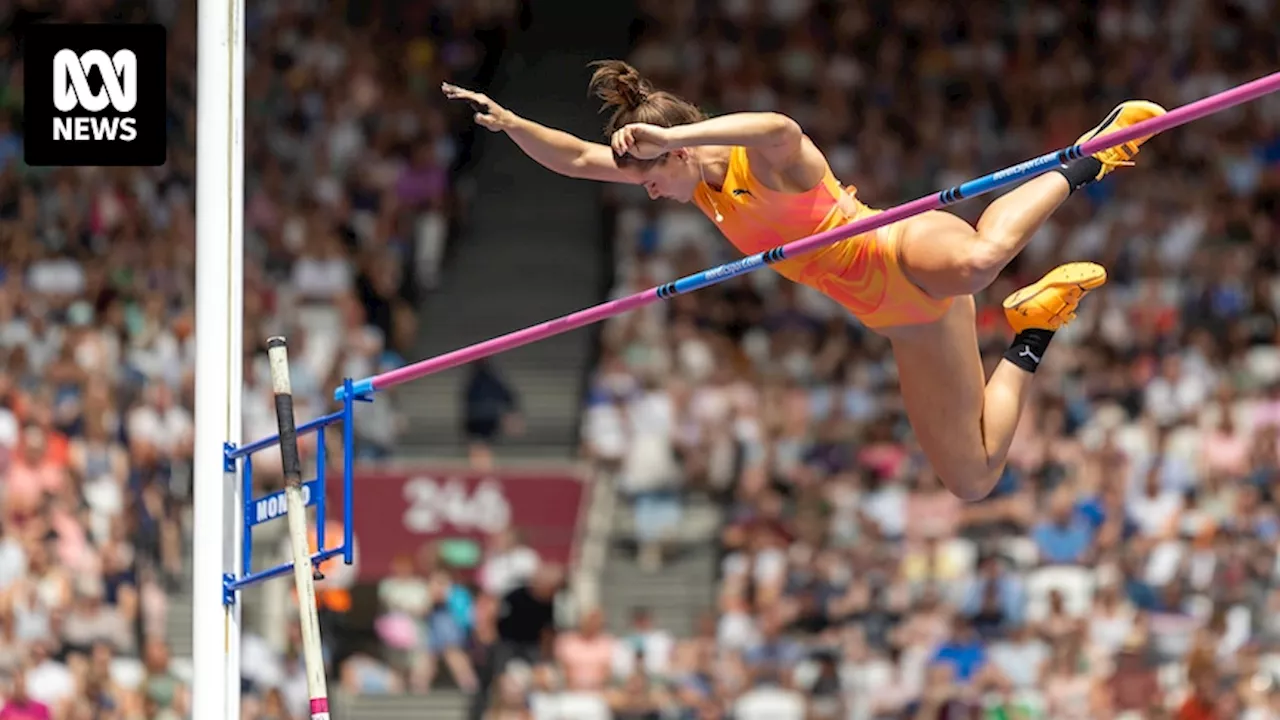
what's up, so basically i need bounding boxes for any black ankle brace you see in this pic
[1053,157,1104,193]
[1003,329,1055,373]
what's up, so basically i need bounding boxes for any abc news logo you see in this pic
[53,49,139,142]
[24,24,166,167]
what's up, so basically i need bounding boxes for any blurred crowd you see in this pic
[0,0,523,715]
[568,0,1280,719]
[4,0,1280,718]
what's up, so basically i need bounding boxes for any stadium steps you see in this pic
[335,690,468,719]
[394,365,589,458]
[599,496,722,638]
[165,541,195,658]
[166,591,194,658]
[399,48,624,458]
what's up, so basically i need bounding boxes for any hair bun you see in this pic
[588,60,652,111]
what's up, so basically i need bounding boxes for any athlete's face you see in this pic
[638,150,701,203]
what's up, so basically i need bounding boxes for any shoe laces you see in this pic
[1099,157,1136,172]
[1058,286,1091,325]
[1097,142,1138,171]
[1047,310,1078,331]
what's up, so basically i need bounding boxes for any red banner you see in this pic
[347,466,590,582]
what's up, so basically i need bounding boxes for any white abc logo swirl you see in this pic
[52,49,137,113]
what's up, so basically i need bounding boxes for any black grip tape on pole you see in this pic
[267,336,304,485]
[274,393,302,483]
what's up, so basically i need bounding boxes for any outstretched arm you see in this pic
[507,116,629,184]
[443,83,632,184]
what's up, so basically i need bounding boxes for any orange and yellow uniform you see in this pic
[693,146,951,330]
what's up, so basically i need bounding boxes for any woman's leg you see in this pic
[877,100,1165,500]
[886,296,1026,500]
[886,261,1106,500]
[898,174,1070,298]
[896,100,1166,299]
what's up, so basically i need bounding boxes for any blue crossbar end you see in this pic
[333,376,375,402]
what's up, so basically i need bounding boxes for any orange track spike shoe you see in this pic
[1074,100,1168,181]
[1003,262,1108,333]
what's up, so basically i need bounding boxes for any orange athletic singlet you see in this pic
[693,146,952,330]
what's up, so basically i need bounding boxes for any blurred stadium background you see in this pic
[1,0,1279,718]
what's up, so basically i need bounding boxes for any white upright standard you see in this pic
[192,0,245,716]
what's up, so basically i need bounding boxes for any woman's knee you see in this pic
[951,234,1009,295]
[899,213,1005,298]
[937,460,1004,502]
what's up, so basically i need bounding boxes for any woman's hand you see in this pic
[441,82,512,132]
[610,123,672,159]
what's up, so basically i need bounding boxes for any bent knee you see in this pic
[949,235,1007,296]
[937,461,1004,502]
[901,227,1006,299]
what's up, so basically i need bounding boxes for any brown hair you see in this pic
[587,60,705,169]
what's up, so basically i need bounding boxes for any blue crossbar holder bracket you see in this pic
[222,378,365,605]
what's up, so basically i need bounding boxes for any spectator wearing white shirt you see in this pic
[125,383,193,461]
[1144,355,1213,427]
[478,529,541,600]
[1126,469,1185,540]
[619,375,683,571]
[26,256,85,298]
[291,235,354,302]
[375,554,432,662]
[733,684,806,720]
[612,607,674,681]
[0,523,26,593]
[22,643,75,709]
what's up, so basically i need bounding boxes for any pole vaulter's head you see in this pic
[589,60,710,204]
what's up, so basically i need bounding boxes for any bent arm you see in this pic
[661,112,803,165]
[503,114,632,184]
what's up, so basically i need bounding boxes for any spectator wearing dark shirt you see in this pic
[462,359,523,470]
[470,563,563,720]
